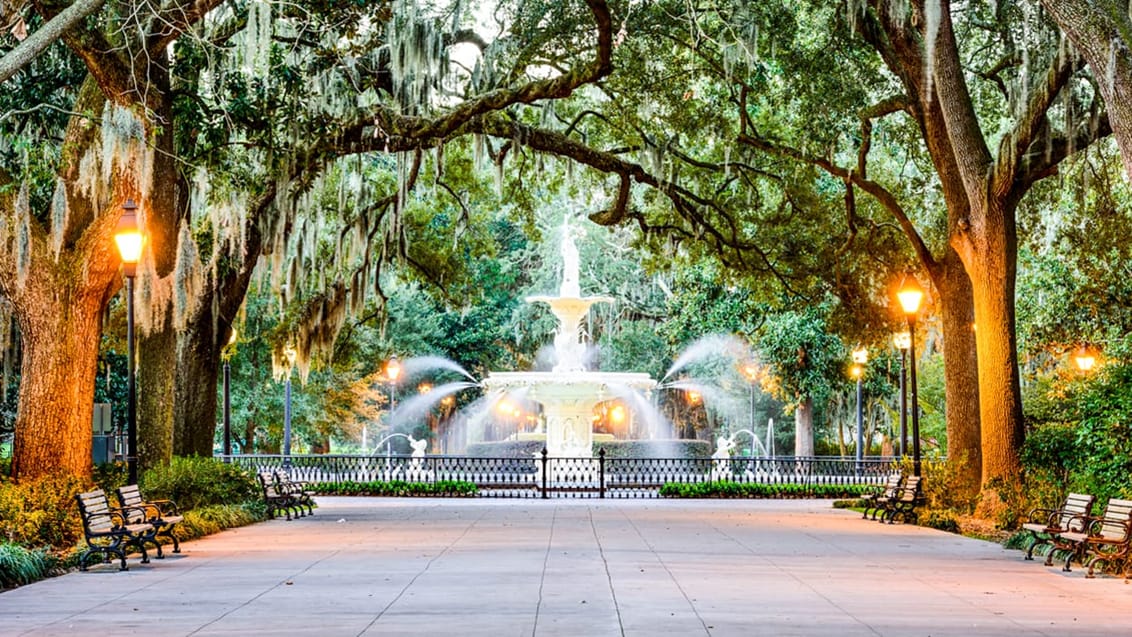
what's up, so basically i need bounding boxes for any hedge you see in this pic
[659,481,873,499]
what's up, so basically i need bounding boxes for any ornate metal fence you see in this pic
[223,452,899,499]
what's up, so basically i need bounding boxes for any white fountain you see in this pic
[480,220,657,458]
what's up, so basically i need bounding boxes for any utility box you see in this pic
[92,435,114,465]
[92,403,112,434]
[92,403,114,465]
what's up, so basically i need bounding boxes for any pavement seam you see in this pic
[618,507,712,636]
[355,504,487,637]
[587,506,626,637]
[184,548,343,636]
[531,503,559,637]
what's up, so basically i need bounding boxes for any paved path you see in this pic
[1,498,1129,636]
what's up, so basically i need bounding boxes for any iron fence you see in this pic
[223,452,901,499]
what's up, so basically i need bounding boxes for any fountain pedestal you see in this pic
[481,371,655,458]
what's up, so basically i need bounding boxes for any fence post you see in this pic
[598,448,606,499]
[541,447,549,499]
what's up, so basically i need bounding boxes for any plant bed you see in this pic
[312,480,478,497]
[659,481,873,499]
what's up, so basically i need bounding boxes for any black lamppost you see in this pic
[742,363,759,457]
[114,199,143,485]
[386,354,401,412]
[893,331,911,457]
[851,347,868,474]
[282,344,296,468]
[222,329,237,459]
[897,275,925,476]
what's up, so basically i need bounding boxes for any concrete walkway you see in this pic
[1,498,1129,636]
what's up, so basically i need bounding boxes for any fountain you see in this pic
[480,220,657,457]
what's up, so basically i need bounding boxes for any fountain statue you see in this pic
[480,219,656,457]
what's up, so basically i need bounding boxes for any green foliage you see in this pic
[919,509,959,534]
[757,304,846,408]
[0,473,86,549]
[0,542,58,589]
[466,441,545,458]
[658,481,871,499]
[1020,423,1079,501]
[141,457,259,511]
[92,461,128,495]
[595,440,713,459]
[174,502,267,541]
[312,480,477,497]
[1070,362,1132,504]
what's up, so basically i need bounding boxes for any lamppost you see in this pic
[114,199,143,485]
[896,275,925,476]
[742,363,759,456]
[893,331,911,457]
[222,329,237,460]
[386,354,401,412]
[282,344,296,469]
[851,347,868,473]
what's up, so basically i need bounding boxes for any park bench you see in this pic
[257,472,299,520]
[75,489,153,571]
[116,484,184,557]
[861,473,903,520]
[880,475,923,524]
[1021,492,1095,564]
[1053,498,1132,578]
[272,469,315,516]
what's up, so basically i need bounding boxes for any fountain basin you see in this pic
[482,371,656,458]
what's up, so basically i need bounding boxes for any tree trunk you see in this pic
[11,289,104,480]
[963,204,1025,485]
[138,315,175,471]
[1040,0,1132,181]
[174,304,221,456]
[794,396,813,456]
[935,250,981,495]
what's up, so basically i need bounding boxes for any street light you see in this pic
[851,347,868,473]
[896,275,925,477]
[893,331,911,458]
[114,199,142,485]
[222,328,238,460]
[282,343,296,469]
[1073,345,1097,372]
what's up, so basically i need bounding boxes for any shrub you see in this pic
[0,473,87,549]
[312,480,478,497]
[466,441,545,458]
[919,509,960,533]
[595,439,712,459]
[0,542,58,589]
[658,481,871,499]
[174,502,267,542]
[141,456,259,511]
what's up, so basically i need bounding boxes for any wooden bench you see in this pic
[1054,498,1132,578]
[861,473,903,520]
[75,489,153,571]
[1021,492,1095,564]
[116,484,185,558]
[257,472,299,520]
[880,475,923,524]
[272,470,315,517]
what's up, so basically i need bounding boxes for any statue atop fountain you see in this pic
[481,217,656,458]
[527,220,613,372]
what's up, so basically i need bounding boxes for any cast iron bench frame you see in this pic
[879,475,923,524]
[75,489,153,571]
[116,484,185,557]
[1021,492,1095,564]
[861,473,903,520]
[1054,498,1132,578]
